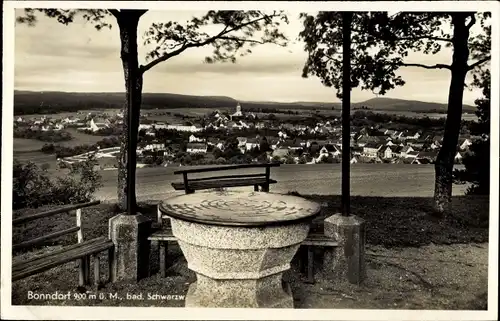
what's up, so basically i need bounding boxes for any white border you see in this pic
[2,1,499,320]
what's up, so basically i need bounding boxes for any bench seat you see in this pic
[171,177,277,191]
[12,237,114,281]
[148,228,338,282]
[148,228,176,242]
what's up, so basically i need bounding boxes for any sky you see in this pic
[14,9,488,105]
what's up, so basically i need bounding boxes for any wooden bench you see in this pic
[170,163,280,194]
[12,201,115,286]
[149,224,338,283]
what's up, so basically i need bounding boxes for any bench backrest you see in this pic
[174,163,280,192]
[12,200,101,252]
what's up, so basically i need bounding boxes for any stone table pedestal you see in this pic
[159,190,321,308]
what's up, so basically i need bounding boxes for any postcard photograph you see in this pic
[1,1,498,320]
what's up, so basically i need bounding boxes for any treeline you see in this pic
[14,127,73,142]
[14,91,237,116]
[41,136,120,158]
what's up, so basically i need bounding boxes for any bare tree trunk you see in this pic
[116,11,143,212]
[433,13,470,216]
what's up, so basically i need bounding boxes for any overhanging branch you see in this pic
[139,13,279,74]
[399,62,451,70]
[468,56,491,71]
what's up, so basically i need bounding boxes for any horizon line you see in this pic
[13,89,468,106]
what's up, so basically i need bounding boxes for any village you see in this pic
[13,102,474,170]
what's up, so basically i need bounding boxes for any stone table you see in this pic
[159,190,321,308]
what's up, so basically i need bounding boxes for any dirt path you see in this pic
[12,243,489,310]
[289,243,489,309]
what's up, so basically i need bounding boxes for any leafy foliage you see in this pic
[142,10,288,69]
[453,69,490,195]
[13,155,103,209]
[299,12,491,98]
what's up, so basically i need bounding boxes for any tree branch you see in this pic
[218,36,267,45]
[396,36,452,42]
[468,56,491,71]
[139,13,278,74]
[399,62,451,70]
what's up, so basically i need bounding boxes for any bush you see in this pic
[13,155,103,210]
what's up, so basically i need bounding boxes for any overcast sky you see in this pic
[14,9,487,104]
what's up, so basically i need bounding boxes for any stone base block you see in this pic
[185,273,293,308]
[324,213,366,285]
[109,213,152,282]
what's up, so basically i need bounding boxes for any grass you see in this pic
[13,138,47,152]
[10,194,489,308]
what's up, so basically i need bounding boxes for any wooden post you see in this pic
[341,12,352,217]
[76,209,86,286]
[183,172,189,194]
[307,247,314,284]
[94,254,100,286]
[159,243,168,278]
[108,246,116,282]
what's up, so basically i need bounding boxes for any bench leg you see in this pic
[298,246,306,273]
[254,184,259,192]
[306,247,315,284]
[262,184,270,192]
[159,242,168,278]
[79,258,86,286]
[108,246,116,283]
[85,256,91,285]
[93,254,100,286]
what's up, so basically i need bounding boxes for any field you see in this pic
[13,138,47,152]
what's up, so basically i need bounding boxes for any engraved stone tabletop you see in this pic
[159,190,321,227]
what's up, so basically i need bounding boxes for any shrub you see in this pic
[12,154,103,210]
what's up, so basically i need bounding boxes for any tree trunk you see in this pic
[116,12,143,212]
[433,14,470,216]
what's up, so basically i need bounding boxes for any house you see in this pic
[153,122,168,129]
[406,139,425,149]
[400,145,414,158]
[406,151,419,159]
[404,131,421,140]
[272,147,289,159]
[186,143,208,154]
[245,138,260,151]
[351,146,363,156]
[237,137,248,147]
[350,156,359,164]
[53,123,64,131]
[458,138,472,151]
[144,142,165,151]
[320,144,341,157]
[167,124,202,132]
[189,134,204,143]
[380,145,402,159]
[89,119,109,132]
[455,151,465,163]
[363,142,381,157]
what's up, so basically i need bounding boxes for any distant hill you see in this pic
[13,91,476,115]
[351,97,476,113]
